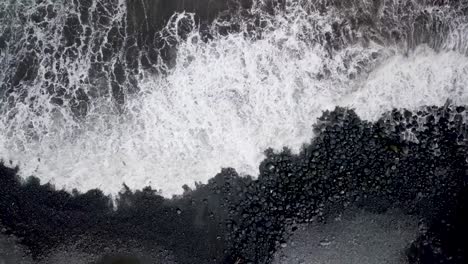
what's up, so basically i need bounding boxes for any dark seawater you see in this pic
[0,0,468,264]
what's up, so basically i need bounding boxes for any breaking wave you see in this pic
[0,1,467,197]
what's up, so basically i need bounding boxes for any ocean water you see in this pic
[0,1,468,263]
[0,0,467,197]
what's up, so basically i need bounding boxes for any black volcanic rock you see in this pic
[225,106,468,263]
[1,105,468,264]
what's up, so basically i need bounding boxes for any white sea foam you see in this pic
[0,1,467,196]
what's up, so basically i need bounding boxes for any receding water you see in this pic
[0,0,467,197]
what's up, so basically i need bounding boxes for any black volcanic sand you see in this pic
[273,208,419,264]
[1,105,468,264]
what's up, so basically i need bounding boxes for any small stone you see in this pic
[319,239,332,247]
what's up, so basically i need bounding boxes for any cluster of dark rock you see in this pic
[226,104,468,263]
[1,104,467,264]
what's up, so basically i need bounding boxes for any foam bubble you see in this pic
[0,1,467,196]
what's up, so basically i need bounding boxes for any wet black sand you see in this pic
[1,105,468,264]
